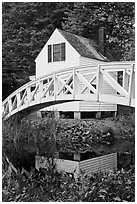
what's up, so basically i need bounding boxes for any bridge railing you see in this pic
[2,61,135,119]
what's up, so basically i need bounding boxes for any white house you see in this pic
[34,28,117,119]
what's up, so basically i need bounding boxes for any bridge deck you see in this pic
[2,61,135,119]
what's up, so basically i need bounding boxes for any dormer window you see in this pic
[48,43,66,63]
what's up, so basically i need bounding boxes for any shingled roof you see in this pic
[57,29,111,62]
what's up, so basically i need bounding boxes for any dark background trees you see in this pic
[62,2,135,61]
[2,2,135,100]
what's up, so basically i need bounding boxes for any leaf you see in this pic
[14,194,22,202]
[99,189,107,194]
[98,194,105,199]
[113,196,121,201]
[84,192,88,198]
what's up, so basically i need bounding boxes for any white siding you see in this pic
[35,153,117,179]
[79,57,117,111]
[79,153,117,175]
[35,31,117,113]
[79,71,96,94]
[35,156,80,178]
[79,101,117,111]
[80,56,107,67]
[35,29,80,78]
[44,101,80,112]
[79,71,117,95]
[42,101,117,112]
[102,71,117,94]
[80,57,117,94]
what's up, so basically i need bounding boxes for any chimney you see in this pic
[99,27,106,55]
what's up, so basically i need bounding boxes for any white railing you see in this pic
[2,61,135,119]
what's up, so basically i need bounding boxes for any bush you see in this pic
[2,111,135,202]
[3,112,135,170]
[2,114,59,171]
[2,161,135,202]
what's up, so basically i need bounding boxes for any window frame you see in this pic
[48,42,66,63]
[53,43,62,62]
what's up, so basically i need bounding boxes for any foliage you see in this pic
[57,120,115,153]
[2,2,72,99]
[3,110,135,170]
[2,2,67,74]
[2,110,135,202]
[2,2,135,100]
[2,114,59,170]
[2,72,29,100]
[63,2,135,61]
[2,158,135,202]
[57,114,135,155]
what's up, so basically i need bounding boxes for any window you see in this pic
[53,44,61,62]
[48,43,65,63]
[48,45,52,63]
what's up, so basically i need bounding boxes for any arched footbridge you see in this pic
[2,62,135,119]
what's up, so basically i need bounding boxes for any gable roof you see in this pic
[57,29,112,62]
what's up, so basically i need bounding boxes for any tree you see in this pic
[62,2,135,61]
[2,2,72,99]
[2,2,135,100]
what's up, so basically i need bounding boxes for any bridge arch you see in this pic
[2,62,135,120]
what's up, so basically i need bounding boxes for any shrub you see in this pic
[2,111,135,202]
[2,161,135,202]
[2,114,59,171]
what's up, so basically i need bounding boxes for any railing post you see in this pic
[54,73,57,100]
[128,64,134,106]
[39,80,43,102]
[73,68,75,99]
[96,65,103,102]
[8,98,12,113]
[26,85,31,106]
[131,65,135,99]
[17,92,21,109]
[73,68,79,99]
[122,69,129,91]
[2,105,4,117]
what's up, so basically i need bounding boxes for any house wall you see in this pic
[79,56,117,112]
[35,153,117,179]
[79,153,117,175]
[79,56,107,67]
[35,29,80,78]
[35,156,80,178]
[79,101,116,112]
[45,101,80,112]
[35,30,117,114]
